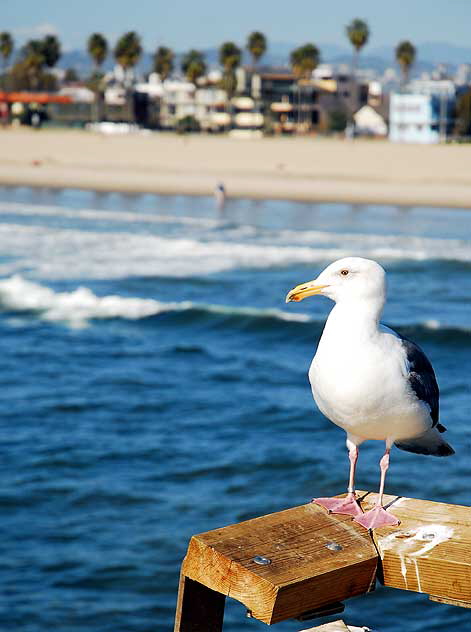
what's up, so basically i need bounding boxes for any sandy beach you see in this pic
[1,128,471,208]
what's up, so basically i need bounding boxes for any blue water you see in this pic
[0,187,469,632]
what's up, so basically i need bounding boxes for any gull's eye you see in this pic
[340,269,349,276]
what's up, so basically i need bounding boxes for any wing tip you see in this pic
[395,436,455,457]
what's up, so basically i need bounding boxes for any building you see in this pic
[389,93,441,143]
[389,81,456,143]
[0,91,72,126]
[353,105,387,137]
[232,65,371,134]
[455,64,471,86]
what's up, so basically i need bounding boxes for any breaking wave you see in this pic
[0,275,310,326]
[0,276,469,344]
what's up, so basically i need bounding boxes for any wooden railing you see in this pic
[174,491,471,631]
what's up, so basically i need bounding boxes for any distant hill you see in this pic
[369,41,471,65]
[57,40,471,77]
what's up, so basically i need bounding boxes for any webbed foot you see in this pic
[354,505,400,530]
[313,493,364,517]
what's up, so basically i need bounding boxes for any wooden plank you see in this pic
[299,620,350,632]
[298,622,372,632]
[360,491,471,606]
[175,492,470,630]
[181,501,378,624]
[174,572,225,632]
[429,595,471,608]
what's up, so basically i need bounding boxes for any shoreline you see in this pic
[1,129,471,209]
[2,169,471,210]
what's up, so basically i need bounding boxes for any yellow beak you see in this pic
[285,281,328,303]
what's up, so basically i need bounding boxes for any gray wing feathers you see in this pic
[394,334,454,457]
[400,336,440,427]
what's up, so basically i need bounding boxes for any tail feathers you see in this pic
[395,428,455,457]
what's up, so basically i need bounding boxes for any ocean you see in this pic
[0,187,469,632]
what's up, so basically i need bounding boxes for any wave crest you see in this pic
[0,276,310,326]
[0,277,469,342]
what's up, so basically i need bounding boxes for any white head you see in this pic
[286,257,387,308]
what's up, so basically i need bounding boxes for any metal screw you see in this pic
[325,541,343,551]
[252,555,271,565]
[421,532,435,541]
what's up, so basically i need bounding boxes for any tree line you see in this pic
[0,22,418,92]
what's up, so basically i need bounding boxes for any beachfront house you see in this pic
[389,80,456,143]
[233,65,371,134]
[134,72,230,131]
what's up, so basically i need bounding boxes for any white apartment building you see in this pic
[389,81,455,143]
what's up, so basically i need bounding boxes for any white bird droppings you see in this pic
[410,525,455,557]
[376,524,454,593]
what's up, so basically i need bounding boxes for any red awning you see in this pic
[0,92,72,104]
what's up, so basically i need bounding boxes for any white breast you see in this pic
[309,327,430,442]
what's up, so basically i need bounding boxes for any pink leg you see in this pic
[313,442,363,517]
[347,442,358,494]
[354,447,400,530]
[377,451,389,505]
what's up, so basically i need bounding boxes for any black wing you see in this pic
[399,334,440,428]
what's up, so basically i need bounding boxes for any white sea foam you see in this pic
[0,275,177,324]
[0,275,467,332]
[0,198,469,283]
[0,275,311,326]
[424,319,440,330]
[274,228,471,262]
[0,201,219,227]
[3,200,469,264]
[0,220,469,282]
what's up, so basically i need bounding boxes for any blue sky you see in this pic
[3,0,471,51]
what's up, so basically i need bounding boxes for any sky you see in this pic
[3,0,471,52]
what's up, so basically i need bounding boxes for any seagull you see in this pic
[286,257,454,530]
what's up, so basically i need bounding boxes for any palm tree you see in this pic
[114,31,142,123]
[181,50,206,126]
[396,40,416,87]
[219,41,242,109]
[87,33,108,71]
[290,44,320,130]
[8,36,61,91]
[181,49,206,85]
[0,32,13,75]
[114,31,142,79]
[87,33,108,123]
[345,18,369,70]
[154,46,174,81]
[19,39,47,90]
[345,19,369,117]
[289,43,319,79]
[247,31,266,68]
[41,34,61,68]
[20,35,61,71]
[219,41,241,75]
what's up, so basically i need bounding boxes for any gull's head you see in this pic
[285,257,386,305]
